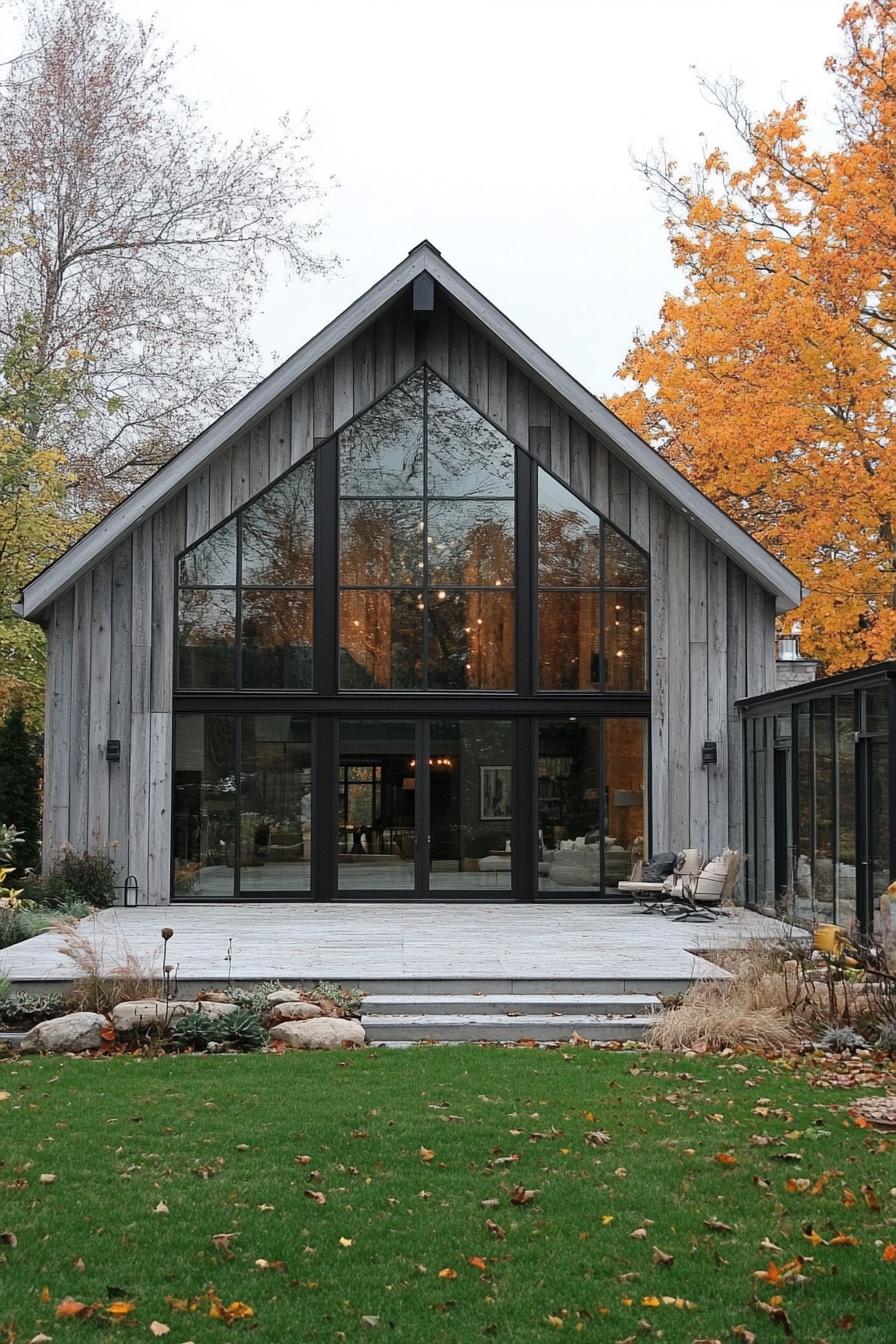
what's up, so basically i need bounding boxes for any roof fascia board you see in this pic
[21,250,427,618]
[424,251,802,614]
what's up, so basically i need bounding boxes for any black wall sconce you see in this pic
[701,741,718,767]
[106,739,121,764]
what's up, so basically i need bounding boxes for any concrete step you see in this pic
[362,1012,658,1044]
[362,992,662,1017]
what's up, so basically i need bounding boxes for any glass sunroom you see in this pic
[740,664,896,934]
[171,365,650,901]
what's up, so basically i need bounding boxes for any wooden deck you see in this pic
[0,903,805,995]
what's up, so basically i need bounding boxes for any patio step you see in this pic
[361,992,662,1044]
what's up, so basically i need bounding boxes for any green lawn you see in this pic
[1,1047,894,1343]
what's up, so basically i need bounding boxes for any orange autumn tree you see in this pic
[610,0,896,671]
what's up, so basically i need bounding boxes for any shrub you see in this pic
[0,989,69,1028]
[875,1023,896,1055]
[0,705,40,873]
[49,848,117,908]
[0,905,30,949]
[171,1008,266,1052]
[818,1025,867,1053]
[19,872,78,908]
[310,980,365,1017]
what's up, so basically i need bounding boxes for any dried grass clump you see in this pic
[647,940,809,1053]
[55,917,160,1012]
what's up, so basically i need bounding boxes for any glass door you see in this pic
[336,720,417,892]
[427,720,514,892]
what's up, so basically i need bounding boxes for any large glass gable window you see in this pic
[339,368,515,690]
[177,457,314,690]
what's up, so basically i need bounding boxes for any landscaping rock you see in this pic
[197,991,233,1003]
[112,999,241,1034]
[266,988,305,1005]
[20,1012,108,1054]
[269,1001,323,1024]
[268,1017,366,1050]
[111,1000,194,1034]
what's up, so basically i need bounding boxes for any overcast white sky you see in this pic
[14,0,849,394]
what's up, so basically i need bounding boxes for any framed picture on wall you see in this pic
[480,765,512,821]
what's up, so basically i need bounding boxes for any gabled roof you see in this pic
[20,240,802,618]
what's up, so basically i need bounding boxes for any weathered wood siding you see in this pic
[41,287,777,902]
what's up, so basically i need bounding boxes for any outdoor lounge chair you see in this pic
[662,849,742,921]
[618,848,704,912]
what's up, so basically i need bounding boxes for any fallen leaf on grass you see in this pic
[481,1198,499,1208]
[714,1153,737,1166]
[30,1335,53,1343]
[0,1092,9,1102]
[55,1299,96,1319]
[651,1246,674,1266]
[752,1295,794,1336]
[731,1328,756,1343]
[510,1185,536,1205]
[485,1219,505,1240]
[211,1233,238,1257]
[0,1232,16,1247]
[467,1256,488,1271]
[882,1243,896,1262]
[338,1237,353,1248]
[39,1174,57,1185]
[703,1218,734,1233]
[304,1190,326,1205]
[419,1147,435,1162]
[584,1130,611,1146]
[437,1268,457,1280]
[629,1227,647,1240]
[149,1324,170,1337]
[360,1316,380,1328]
[861,1183,880,1210]
[153,1201,169,1215]
[207,1296,254,1323]
[759,1237,784,1254]
[785,1177,811,1193]
[105,1301,136,1316]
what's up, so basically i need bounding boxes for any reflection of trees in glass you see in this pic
[428,501,514,586]
[179,518,237,585]
[605,525,648,586]
[341,500,423,585]
[340,368,426,495]
[242,462,314,584]
[538,474,600,585]
[426,371,515,496]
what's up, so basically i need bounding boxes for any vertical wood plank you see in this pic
[43,590,74,864]
[688,531,708,853]
[69,576,92,853]
[529,382,552,466]
[506,362,529,445]
[332,348,354,430]
[629,473,651,551]
[209,445,232,528]
[549,401,570,479]
[667,510,691,848]
[374,310,395,395]
[487,346,508,429]
[291,380,314,462]
[150,499,183,715]
[185,469,210,547]
[649,497,670,850]
[393,291,416,379]
[726,563,747,862]
[249,417,270,498]
[230,434,251,510]
[590,437,610,516]
[269,396,292,479]
[427,294,450,378]
[707,544,730,857]
[468,329,488,412]
[128,713,150,902]
[129,522,153,902]
[147,712,172,904]
[352,327,375,415]
[108,541,132,878]
[313,362,334,443]
[131,521,153,717]
[569,421,590,499]
[448,309,470,394]
[608,456,631,533]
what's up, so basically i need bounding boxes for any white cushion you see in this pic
[573,835,587,850]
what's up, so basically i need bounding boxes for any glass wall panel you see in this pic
[339,591,423,689]
[427,499,514,586]
[428,590,514,689]
[538,592,601,690]
[179,519,237,586]
[836,695,857,930]
[870,737,890,934]
[172,714,237,898]
[428,720,513,890]
[603,591,647,691]
[604,718,647,892]
[538,720,602,891]
[338,369,425,496]
[177,589,237,689]
[604,525,649,587]
[538,474,601,585]
[813,701,835,921]
[864,688,889,735]
[340,500,424,585]
[241,590,313,689]
[753,719,769,909]
[744,720,756,905]
[337,721,416,890]
[241,466,314,585]
[795,703,813,917]
[426,372,515,495]
[239,717,312,895]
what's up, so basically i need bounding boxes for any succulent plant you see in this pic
[170,1007,265,1052]
[818,1025,867,1053]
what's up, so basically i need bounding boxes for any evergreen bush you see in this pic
[0,705,40,872]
